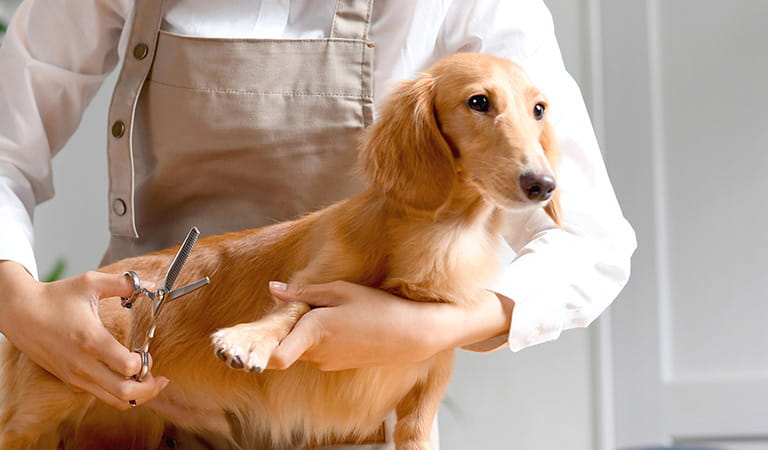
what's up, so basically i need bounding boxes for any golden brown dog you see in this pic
[0,53,561,449]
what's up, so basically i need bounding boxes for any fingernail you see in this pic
[160,378,170,390]
[269,281,288,293]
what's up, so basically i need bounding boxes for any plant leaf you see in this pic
[43,259,67,283]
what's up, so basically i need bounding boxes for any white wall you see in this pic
[33,77,114,279]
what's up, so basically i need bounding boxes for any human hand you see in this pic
[266,280,512,371]
[0,261,169,410]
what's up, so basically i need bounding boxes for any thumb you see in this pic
[80,271,154,300]
[267,314,323,370]
[268,281,343,307]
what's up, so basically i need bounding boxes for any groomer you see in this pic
[0,0,636,447]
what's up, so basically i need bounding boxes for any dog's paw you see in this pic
[210,323,281,373]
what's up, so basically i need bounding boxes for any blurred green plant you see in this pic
[1,0,23,39]
[43,259,67,283]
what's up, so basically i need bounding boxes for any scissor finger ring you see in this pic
[132,349,151,381]
[121,271,142,309]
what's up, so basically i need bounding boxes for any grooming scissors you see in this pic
[120,226,211,382]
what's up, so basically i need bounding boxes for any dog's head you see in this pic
[361,53,561,225]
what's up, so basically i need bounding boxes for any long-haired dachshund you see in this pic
[0,53,561,449]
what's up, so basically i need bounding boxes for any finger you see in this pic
[72,363,169,410]
[92,328,141,377]
[80,271,155,300]
[87,374,169,410]
[268,280,348,307]
[267,315,323,370]
[70,379,133,411]
[76,271,135,299]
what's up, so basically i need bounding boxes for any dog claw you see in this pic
[211,326,277,373]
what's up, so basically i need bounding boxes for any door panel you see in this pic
[603,0,768,447]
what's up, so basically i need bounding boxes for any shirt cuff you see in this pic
[459,290,566,353]
[506,295,564,351]
[483,229,573,352]
[0,209,39,280]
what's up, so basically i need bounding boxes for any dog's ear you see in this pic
[360,75,456,210]
[540,120,563,226]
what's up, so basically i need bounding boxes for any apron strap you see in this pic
[330,0,375,41]
[106,0,165,238]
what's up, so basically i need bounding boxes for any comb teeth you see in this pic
[163,227,200,291]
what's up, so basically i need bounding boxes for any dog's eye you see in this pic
[534,103,546,121]
[468,95,490,112]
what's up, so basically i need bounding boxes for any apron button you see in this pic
[111,120,126,138]
[133,43,150,60]
[112,198,127,216]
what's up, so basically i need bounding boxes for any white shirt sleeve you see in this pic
[0,0,129,278]
[439,0,637,352]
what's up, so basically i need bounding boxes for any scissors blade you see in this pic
[166,277,210,302]
[163,227,200,291]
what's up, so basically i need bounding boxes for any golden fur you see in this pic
[0,53,561,449]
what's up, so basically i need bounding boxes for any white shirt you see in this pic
[0,0,636,352]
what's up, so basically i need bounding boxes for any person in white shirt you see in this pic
[0,0,636,445]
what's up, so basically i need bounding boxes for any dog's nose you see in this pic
[520,172,556,202]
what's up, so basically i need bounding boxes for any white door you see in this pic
[601,1,768,448]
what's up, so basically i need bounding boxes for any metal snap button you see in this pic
[133,43,149,60]
[111,120,126,138]
[112,198,127,216]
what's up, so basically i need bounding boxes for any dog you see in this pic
[0,53,561,449]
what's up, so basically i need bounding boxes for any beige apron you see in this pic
[104,0,373,262]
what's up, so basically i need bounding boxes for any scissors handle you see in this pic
[118,228,210,382]
[121,271,142,309]
[131,349,151,381]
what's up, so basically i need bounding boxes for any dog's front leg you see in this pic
[393,350,454,450]
[210,301,310,373]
